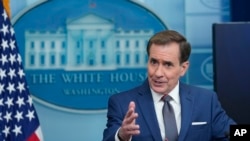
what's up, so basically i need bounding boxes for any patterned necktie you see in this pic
[162,95,178,141]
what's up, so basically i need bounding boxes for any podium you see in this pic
[213,22,250,124]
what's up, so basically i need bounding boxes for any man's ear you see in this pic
[180,61,189,76]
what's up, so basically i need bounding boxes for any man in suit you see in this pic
[103,30,235,141]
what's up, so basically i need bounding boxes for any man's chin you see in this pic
[152,88,166,94]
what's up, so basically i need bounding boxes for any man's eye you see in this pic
[164,62,172,67]
[150,60,157,64]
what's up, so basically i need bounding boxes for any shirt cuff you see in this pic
[115,127,132,141]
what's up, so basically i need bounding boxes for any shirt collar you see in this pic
[151,82,180,104]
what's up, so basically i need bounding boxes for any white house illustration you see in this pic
[24,13,154,70]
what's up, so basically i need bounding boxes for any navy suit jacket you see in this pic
[103,80,235,141]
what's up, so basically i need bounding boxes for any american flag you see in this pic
[0,1,43,141]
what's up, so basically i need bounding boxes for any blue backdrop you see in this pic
[11,0,231,140]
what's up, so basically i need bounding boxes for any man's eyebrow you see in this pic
[149,57,157,60]
[162,60,173,65]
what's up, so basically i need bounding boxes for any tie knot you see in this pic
[162,95,172,102]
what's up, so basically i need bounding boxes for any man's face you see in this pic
[147,43,189,94]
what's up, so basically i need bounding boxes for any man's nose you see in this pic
[155,65,163,77]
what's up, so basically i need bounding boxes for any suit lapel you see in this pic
[178,83,194,141]
[136,81,162,141]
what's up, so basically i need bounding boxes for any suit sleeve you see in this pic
[103,96,125,141]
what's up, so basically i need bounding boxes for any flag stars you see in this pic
[9,39,16,50]
[1,38,8,50]
[17,82,25,94]
[8,54,16,65]
[26,110,35,121]
[0,68,6,80]
[2,10,8,21]
[6,82,15,94]
[2,125,10,138]
[10,27,15,36]
[18,68,25,79]
[4,111,12,123]
[0,54,8,65]
[14,111,23,122]
[5,97,14,108]
[16,54,22,65]
[0,98,3,106]
[0,24,9,36]
[12,125,22,136]
[27,96,33,107]
[0,3,42,140]
[0,3,41,141]
[0,83,5,94]
[16,96,25,108]
[8,68,16,80]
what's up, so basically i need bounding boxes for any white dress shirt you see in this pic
[151,82,181,141]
